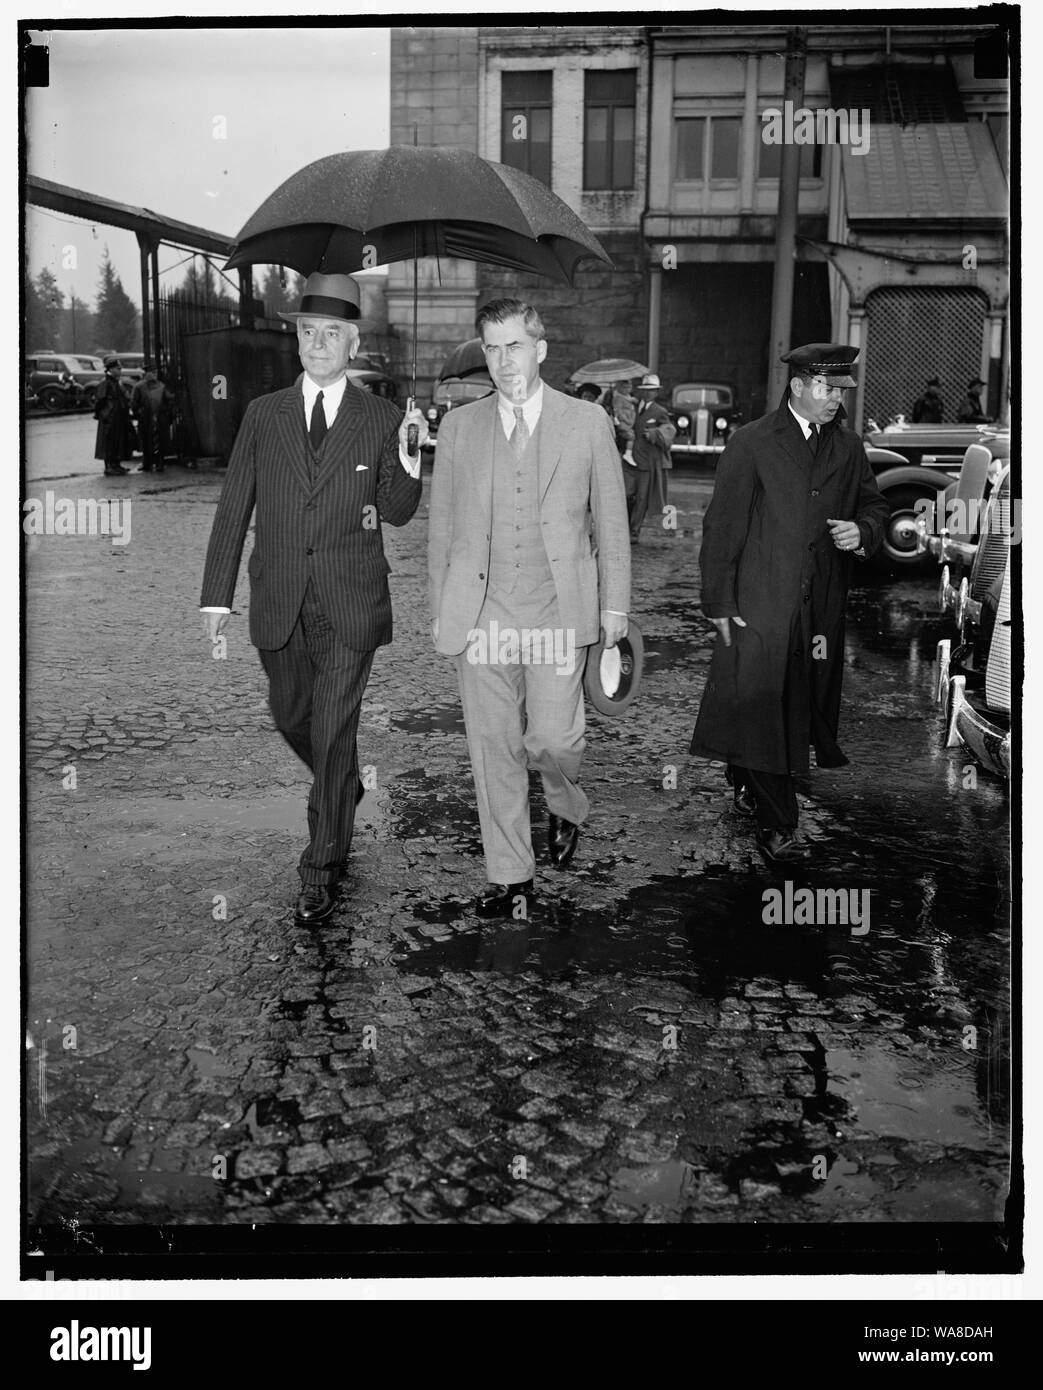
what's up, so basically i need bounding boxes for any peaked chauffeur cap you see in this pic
[781,343,859,388]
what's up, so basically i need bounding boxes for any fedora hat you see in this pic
[584,619,643,716]
[279,272,367,326]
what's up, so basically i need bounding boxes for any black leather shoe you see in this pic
[475,881,534,918]
[104,466,129,476]
[295,884,338,924]
[756,829,810,863]
[548,814,580,868]
[733,785,757,816]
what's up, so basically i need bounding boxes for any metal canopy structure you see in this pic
[25,174,250,360]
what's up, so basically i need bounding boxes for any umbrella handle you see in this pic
[406,396,419,459]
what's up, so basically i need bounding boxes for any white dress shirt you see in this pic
[496,381,543,438]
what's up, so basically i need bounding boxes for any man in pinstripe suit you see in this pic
[201,273,426,923]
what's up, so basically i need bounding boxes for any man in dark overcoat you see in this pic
[93,356,133,476]
[200,273,426,923]
[130,360,174,472]
[629,373,676,541]
[690,344,889,862]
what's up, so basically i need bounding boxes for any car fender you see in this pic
[874,465,951,497]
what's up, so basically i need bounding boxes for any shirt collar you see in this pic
[302,372,348,416]
[787,400,814,439]
[497,381,543,434]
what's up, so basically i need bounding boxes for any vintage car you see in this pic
[345,366,398,401]
[423,372,495,449]
[863,422,1010,571]
[668,381,741,458]
[912,432,1012,608]
[24,356,88,412]
[934,465,1015,779]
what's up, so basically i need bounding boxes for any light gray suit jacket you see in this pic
[428,383,631,656]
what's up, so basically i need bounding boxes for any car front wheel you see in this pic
[38,386,68,412]
[874,484,946,572]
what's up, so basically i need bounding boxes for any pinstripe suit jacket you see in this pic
[200,374,421,650]
[428,384,631,656]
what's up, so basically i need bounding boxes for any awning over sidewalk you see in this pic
[842,123,1007,224]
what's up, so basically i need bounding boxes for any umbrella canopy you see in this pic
[437,338,487,381]
[225,145,612,284]
[569,358,649,386]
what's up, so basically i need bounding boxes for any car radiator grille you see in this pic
[970,473,1012,603]
[985,562,1011,715]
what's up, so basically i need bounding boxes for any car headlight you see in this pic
[676,415,689,429]
[715,416,728,431]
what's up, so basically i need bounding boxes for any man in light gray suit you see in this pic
[428,299,631,917]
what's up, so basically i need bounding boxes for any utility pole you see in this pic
[70,287,76,351]
[766,26,808,408]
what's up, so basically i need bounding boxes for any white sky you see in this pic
[25,26,392,308]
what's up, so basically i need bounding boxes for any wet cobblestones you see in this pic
[25,423,1011,1232]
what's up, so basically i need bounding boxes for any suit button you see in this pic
[811,489,820,496]
[306,547,314,555]
[808,543,815,551]
[803,593,810,603]
[478,573,485,580]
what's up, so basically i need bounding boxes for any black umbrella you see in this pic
[225,145,612,419]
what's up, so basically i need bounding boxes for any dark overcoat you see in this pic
[93,375,133,462]
[199,375,421,650]
[690,398,889,775]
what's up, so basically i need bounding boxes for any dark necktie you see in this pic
[510,405,529,460]
[309,391,327,453]
[808,422,819,457]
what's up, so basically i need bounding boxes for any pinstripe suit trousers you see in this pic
[259,583,374,887]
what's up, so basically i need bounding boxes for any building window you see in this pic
[501,70,552,185]
[583,69,636,190]
[675,116,742,183]
[757,139,823,180]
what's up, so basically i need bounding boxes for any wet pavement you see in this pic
[25,416,1011,1236]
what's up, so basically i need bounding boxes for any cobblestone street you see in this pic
[25,416,1011,1246]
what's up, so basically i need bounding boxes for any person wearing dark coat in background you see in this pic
[130,361,174,472]
[690,343,890,862]
[957,377,989,424]
[93,356,133,476]
[911,376,944,423]
[629,373,676,541]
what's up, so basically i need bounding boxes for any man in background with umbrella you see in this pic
[428,298,630,917]
[200,272,427,924]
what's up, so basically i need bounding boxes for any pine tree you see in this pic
[93,248,140,351]
[26,268,64,351]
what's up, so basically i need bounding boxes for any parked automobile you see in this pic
[668,381,741,458]
[913,433,1012,609]
[423,373,495,449]
[345,366,398,400]
[24,357,88,412]
[863,421,1010,571]
[934,466,1014,779]
[29,353,104,405]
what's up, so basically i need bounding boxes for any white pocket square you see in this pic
[355,464,369,471]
